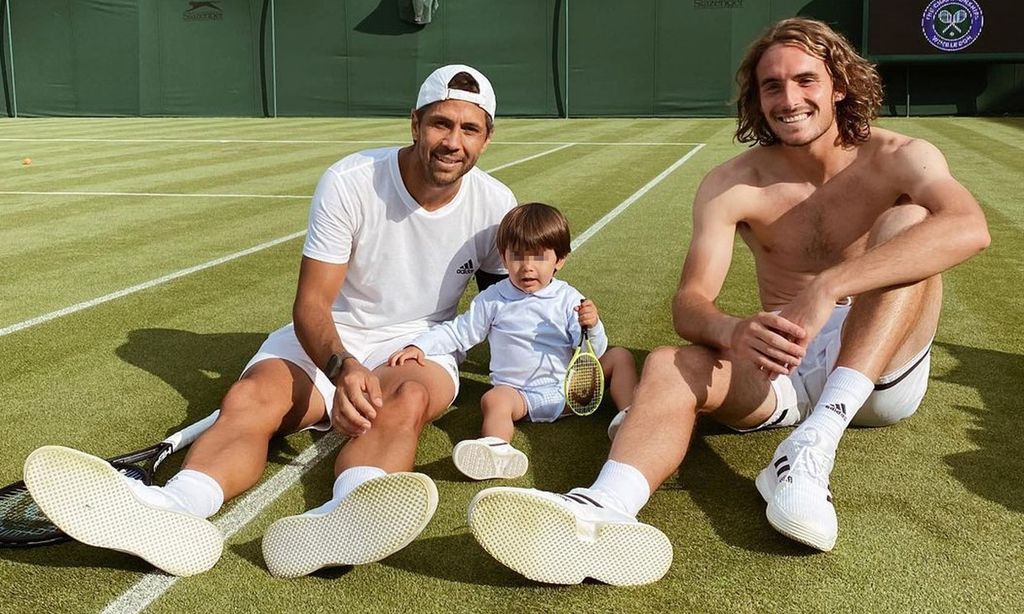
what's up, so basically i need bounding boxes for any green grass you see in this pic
[0,117,1022,613]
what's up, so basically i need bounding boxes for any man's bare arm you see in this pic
[674,172,806,374]
[293,256,382,435]
[814,139,990,301]
[293,256,349,374]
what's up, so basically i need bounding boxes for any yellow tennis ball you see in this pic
[22,157,32,166]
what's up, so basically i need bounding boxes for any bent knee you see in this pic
[643,346,681,372]
[643,344,716,376]
[219,379,289,433]
[869,204,929,247]
[377,381,431,429]
[222,378,281,416]
[602,346,635,367]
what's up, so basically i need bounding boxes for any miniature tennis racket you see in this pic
[564,301,604,416]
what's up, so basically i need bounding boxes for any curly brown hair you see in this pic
[735,17,882,147]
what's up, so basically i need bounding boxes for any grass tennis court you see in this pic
[1,116,1021,612]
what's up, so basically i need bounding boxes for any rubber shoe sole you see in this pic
[452,440,528,480]
[23,446,223,576]
[765,503,836,551]
[262,472,437,578]
[468,488,672,586]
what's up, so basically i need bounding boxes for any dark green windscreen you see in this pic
[3,0,1020,117]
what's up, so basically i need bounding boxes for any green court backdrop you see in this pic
[1,0,1022,117]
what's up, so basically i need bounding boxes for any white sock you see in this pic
[793,366,875,456]
[305,466,387,516]
[124,469,224,519]
[587,459,650,518]
[162,470,225,519]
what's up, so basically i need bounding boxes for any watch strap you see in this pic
[325,351,357,380]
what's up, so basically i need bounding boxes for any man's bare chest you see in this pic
[741,174,897,269]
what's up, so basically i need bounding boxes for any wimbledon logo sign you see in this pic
[922,0,984,51]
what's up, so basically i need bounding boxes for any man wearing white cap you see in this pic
[23,65,516,577]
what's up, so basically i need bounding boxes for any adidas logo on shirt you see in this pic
[824,402,847,419]
[456,259,475,275]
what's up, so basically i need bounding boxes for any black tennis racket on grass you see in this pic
[0,410,219,548]
[564,301,605,416]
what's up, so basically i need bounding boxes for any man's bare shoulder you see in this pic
[864,127,948,183]
[696,147,767,209]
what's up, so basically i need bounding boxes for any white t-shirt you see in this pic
[302,147,517,335]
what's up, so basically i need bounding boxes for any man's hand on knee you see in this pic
[331,362,384,437]
[730,312,806,377]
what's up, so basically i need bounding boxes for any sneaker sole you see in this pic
[262,472,437,578]
[453,441,528,480]
[764,501,836,552]
[468,488,672,586]
[23,446,223,576]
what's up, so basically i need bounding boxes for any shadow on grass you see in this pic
[381,532,532,587]
[0,540,167,571]
[675,428,815,557]
[116,328,264,428]
[936,342,1024,514]
[116,328,337,475]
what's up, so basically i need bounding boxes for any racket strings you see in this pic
[566,354,602,414]
[0,487,55,540]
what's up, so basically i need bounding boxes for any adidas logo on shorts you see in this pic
[455,259,475,275]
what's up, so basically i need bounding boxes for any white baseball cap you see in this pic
[415,64,496,120]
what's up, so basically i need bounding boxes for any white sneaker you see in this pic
[467,486,672,585]
[607,409,628,441]
[452,437,528,480]
[23,446,223,576]
[262,472,437,578]
[755,428,838,551]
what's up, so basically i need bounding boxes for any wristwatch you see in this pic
[324,351,357,380]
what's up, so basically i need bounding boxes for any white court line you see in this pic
[0,145,574,338]
[0,190,307,199]
[101,433,345,614]
[0,232,307,338]
[486,142,574,172]
[100,142,705,614]
[572,143,705,249]
[0,137,700,146]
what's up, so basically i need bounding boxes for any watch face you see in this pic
[326,354,343,380]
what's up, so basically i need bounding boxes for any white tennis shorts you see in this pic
[243,321,461,431]
[764,303,932,429]
[518,384,568,423]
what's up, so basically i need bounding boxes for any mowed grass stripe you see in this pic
[501,143,699,231]
[0,117,407,142]
[0,144,584,327]
[955,117,1024,152]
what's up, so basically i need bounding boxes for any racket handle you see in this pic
[579,298,589,336]
[163,410,220,453]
